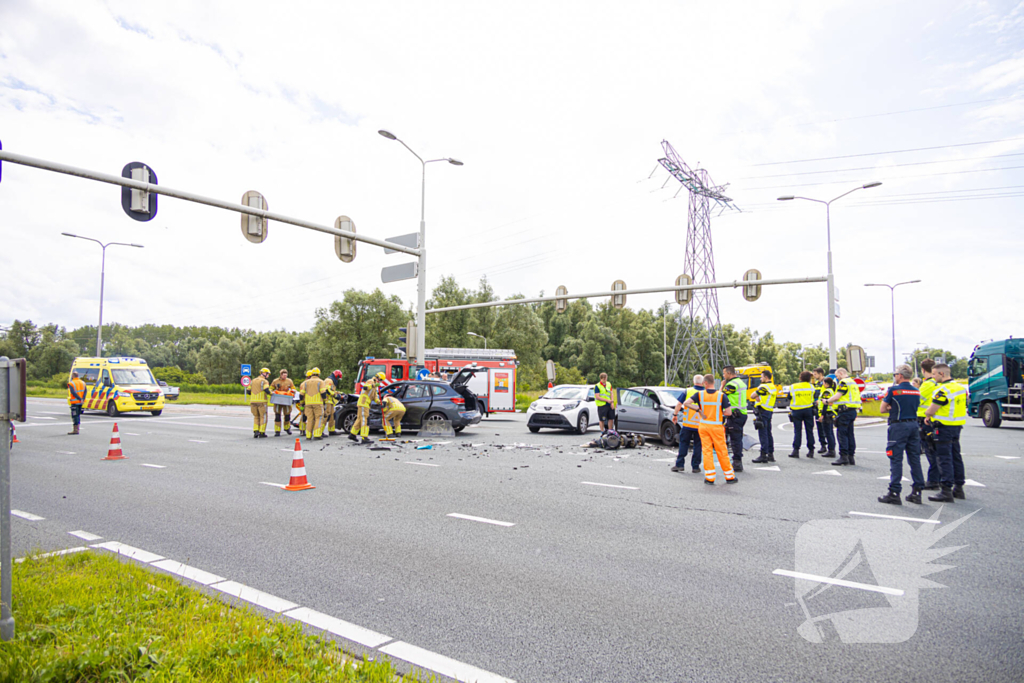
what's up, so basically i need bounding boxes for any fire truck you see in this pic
[353,348,518,414]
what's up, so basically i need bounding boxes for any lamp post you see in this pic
[61,233,143,356]
[864,280,921,373]
[778,182,882,372]
[468,331,487,349]
[378,130,462,364]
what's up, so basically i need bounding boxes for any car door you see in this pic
[616,389,646,431]
[400,383,433,427]
[637,389,663,434]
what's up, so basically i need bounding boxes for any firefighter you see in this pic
[299,368,326,440]
[594,372,616,432]
[248,368,272,438]
[350,372,383,443]
[788,370,817,458]
[917,358,940,489]
[924,363,968,502]
[296,370,311,436]
[321,370,343,437]
[827,368,862,466]
[721,366,748,473]
[684,374,735,485]
[670,374,705,473]
[816,376,838,458]
[750,370,777,463]
[67,370,86,435]
[381,393,406,439]
[271,369,295,437]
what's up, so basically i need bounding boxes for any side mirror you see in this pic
[586,396,595,402]
[104,378,113,387]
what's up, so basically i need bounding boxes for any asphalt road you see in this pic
[10,398,1024,683]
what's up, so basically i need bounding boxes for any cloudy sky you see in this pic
[1,0,1022,370]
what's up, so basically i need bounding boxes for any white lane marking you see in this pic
[379,641,516,683]
[813,470,842,476]
[995,456,1021,460]
[773,569,904,597]
[283,607,392,648]
[90,542,165,563]
[69,530,102,541]
[39,411,68,415]
[31,416,56,420]
[16,547,89,563]
[11,510,44,521]
[754,466,781,471]
[188,440,209,443]
[212,580,298,613]
[141,464,167,469]
[963,479,986,487]
[581,481,639,490]
[877,476,912,482]
[848,511,941,524]
[151,559,225,585]
[405,462,440,467]
[447,513,515,527]
[279,448,295,452]
[123,432,141,436]
[259,482,287,489]
[56,451,76,455]
[653,457,675,463]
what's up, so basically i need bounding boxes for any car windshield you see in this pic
[111,368,156,386]
[656,389,684,405]
[543,386,587,400]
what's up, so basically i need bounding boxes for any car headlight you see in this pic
[562,401,580,411]
[529,402,538,411]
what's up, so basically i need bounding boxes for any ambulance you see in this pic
[69,357,166,416]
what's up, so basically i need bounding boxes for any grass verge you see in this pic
[1,551,423,683]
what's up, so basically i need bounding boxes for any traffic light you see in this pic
[397,326,408,357]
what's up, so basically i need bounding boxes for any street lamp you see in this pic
[777,181,882,371]
[467,331,488,349]
[61,233,143,357]
[864,280,921,373]
[378,129,463,363]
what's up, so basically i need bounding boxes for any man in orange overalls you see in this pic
[684,373,736,485]
[67,371,86,435]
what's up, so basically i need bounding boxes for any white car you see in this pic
[526,384,601,434]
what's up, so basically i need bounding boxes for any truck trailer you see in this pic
[967,338,1024,428]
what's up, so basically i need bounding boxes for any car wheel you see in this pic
[528,426,541,433]
[660,421,677,446]
[454,426,465,433]
[981,402,1002,428]
[576,411,588,435]
[423,412,451,429]
[106,401,119,418]
[150,410,162,416]
[340,411,357,433]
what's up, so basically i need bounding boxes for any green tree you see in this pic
[425,276,472,349]
[468,276,499,347]
[196,337,244,384]
[489,296,549,369]
[307,289,407,378]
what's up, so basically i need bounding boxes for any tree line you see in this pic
[2,275,968,390]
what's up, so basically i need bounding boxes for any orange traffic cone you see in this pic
[103,422,127,461]
[11,426,18,444]
[284,438,314,491]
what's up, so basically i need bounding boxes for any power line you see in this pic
[750,136,1024,167]
[741,163,1024,191]
[739,152,1024,180]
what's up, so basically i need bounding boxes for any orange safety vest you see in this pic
[698,390,725,426]
[680,387,702,428]
[67,378,86,406]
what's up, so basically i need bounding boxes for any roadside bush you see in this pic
[180,383,243,395]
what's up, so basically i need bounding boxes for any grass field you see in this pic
[1,551,423,683]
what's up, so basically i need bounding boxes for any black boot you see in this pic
[922,481,940,490]
[767,454,776,462]
[928,487,955,502]
[905,487,923,504]
[348,433,357,441]
[952,485,965,500]
[817,445,828,454]
[823,451,836,458]
[253,432,259,439]
[832,453,850,466]
[806,449,814,458]
[878,490,902,505]
[848,455,856,466]
[732,459,744,473]
[789,450,800,458]
[751,454,769,464]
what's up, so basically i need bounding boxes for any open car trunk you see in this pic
[450,366,483,412]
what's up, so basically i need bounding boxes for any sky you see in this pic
[1,0,1022,371]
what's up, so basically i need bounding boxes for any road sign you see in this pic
[546,360,556,383]
[417,368,430,380]
[382,262,418,284]
[121,162,158,222]
[383,232,419,255]
[240,375,251,387]
[334,216,356,262]
[240,191,268,244]
[675,274,693,305]
[742,269,762,302]
[241,364,251,376]
[847,345,866,373]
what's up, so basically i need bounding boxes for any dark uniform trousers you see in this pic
[755,407,774,455]
[790,407,816,451]
[933,424,965,489]
[726,412,747,461]
[835,409,857,456]
[819,414,836,453]
[676,427,702,470]
[886,420,924,493]
[917,417,939,484]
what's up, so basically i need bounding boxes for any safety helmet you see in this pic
[260,367,270,375]
[305,369,313,377]
[375,371,386,381]
[333,370,343,378]
[311,367,321,375]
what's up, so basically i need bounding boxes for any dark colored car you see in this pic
[334,367,483,435]
[615,386,688,445]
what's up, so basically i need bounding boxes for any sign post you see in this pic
[0,357,27,642]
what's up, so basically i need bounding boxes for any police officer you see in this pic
[67,370,86,435]
[721,366,748,473]
[750,370,777,463]
[270,369,295,437]
[917,359,940,489]
[594,373,616,432]
[877,364,924,505]
[788,370,817,458]
[828,368,861,466]
[812,368,828,454]
[816,376,837,458]
[671,374,705,473]
[247,368,272,438]
[924,363,968,502]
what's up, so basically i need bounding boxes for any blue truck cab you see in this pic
[967,338,1024,428]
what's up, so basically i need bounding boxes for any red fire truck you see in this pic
[353,348,519,414]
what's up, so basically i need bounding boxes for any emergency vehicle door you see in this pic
[488,369,514,411]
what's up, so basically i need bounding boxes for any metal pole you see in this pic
[97,245,106,357]
[890,286,896,373]
[663,303,668,386]
[417,160,427,364]
[0,357,13,641]
[825,204,837,371]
